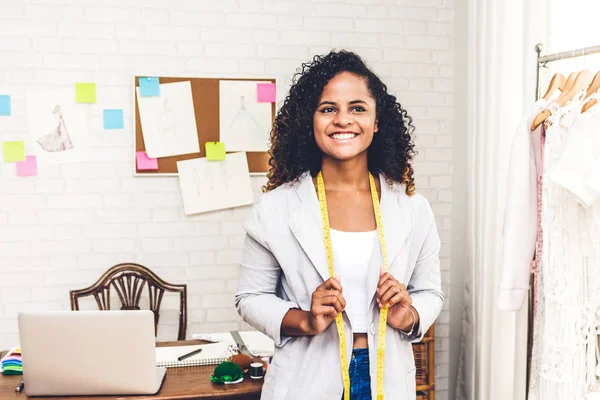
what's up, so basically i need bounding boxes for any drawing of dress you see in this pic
[157,98,177,137]
[227,96,264,144]
[193,162,230,195]
[36,104,74,152]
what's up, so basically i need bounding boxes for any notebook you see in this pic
[191,330,274,357]
[155,342,229,368]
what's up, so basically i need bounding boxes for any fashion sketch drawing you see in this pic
[227,95,264,139]
[157,98,177,137]
[36,104,74,152]
[219,80,273,152]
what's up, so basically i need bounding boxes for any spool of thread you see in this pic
[261,356,270,372]
[249,362,264,379]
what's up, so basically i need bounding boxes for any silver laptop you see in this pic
[18,310,167,396]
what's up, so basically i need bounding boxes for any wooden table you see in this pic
[0,340,263,400]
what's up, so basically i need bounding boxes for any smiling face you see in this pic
[313,71,378,163]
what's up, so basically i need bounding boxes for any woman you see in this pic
[235,50,443,400]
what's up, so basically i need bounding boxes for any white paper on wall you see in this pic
[176,152,254,215]
[219,80,272,152]
[136,81,200,158]
[26,89,89,165]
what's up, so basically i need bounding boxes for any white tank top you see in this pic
[330,228,377,333]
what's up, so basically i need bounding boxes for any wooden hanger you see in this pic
[552,71,580,104]
[562,72,578,94]
[542,73,567,101]
[581,71,600,113]
[530,70,594,131]
[531,72,578,131]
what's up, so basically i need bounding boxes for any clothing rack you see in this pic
[527,42,600,397]
[535,42,600,100]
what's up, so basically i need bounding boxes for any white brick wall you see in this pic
[0,1,453,398]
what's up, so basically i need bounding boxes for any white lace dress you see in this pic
[551,101,600,394]
[535,95,600,400]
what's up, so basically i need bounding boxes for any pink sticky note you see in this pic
[136,151,158,170]
[257,83,276,103]
[16,155,37,177]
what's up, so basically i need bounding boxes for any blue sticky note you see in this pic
[0,95,11,116]
[139,77,160,97]
[103,109,124,130]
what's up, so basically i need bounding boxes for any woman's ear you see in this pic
[374,120,379,133]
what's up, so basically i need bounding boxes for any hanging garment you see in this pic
[550,100,600,393]
[498,93,558,311]
[527,122,548,400]
[536,94,590,400]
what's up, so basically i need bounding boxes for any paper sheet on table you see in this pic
[191,331,274,357]
[136,81,199,158]
[176,152,253,215]
[26,88,89,165]
[219,80,272,152]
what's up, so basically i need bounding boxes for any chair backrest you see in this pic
[70,263,187,341]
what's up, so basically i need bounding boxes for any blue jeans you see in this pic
[349,348,372,400]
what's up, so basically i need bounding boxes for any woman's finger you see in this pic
[377,271,392,289]
[318,293,345,314]
[379,285,403,306]
[317,277,343,292]
[377,279,401,300]
[314,305,338,319]
[387,291,412,308]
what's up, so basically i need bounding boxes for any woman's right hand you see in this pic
[306,276,346,335]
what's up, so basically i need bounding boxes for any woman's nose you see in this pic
[333,111,352,127]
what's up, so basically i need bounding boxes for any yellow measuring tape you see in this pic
[317,171,389,400]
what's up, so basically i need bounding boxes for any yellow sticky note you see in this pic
[205,142,226,161]
[76,83,96,103]
[3,141,25,162]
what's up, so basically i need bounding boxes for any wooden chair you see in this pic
[70,263,187,341]
[414,325,435,399]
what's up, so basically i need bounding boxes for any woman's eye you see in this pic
[320,107,335,113]
[353,106,366,112]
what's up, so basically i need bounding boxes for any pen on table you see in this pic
[15,380,24,392]
[177,348,202,362]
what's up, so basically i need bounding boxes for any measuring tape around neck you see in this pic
[316,171,389,400]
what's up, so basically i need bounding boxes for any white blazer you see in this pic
[235,172,444,400]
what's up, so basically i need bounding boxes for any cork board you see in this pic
[133,76,275,176]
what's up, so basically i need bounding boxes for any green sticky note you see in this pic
[205,142,226,161]
[75,83,96,103]
[3,141,25,162]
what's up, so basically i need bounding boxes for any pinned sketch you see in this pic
[136,81,199,158]
[176,152,254,215]
[37,105,74,152]
[219,80,273,152]
[26,89,89,165]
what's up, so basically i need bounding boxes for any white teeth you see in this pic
[331,133,356,140]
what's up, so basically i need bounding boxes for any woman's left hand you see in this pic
[376,267,418,332]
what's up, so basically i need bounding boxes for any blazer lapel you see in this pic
[366,175,413,299]
[289,173,331,282]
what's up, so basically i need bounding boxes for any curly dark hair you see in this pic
[264,50,416,195]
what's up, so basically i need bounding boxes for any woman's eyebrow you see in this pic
[317,99,368,106]
[317,100,337,107]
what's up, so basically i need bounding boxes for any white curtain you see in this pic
[455,1,551,399]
